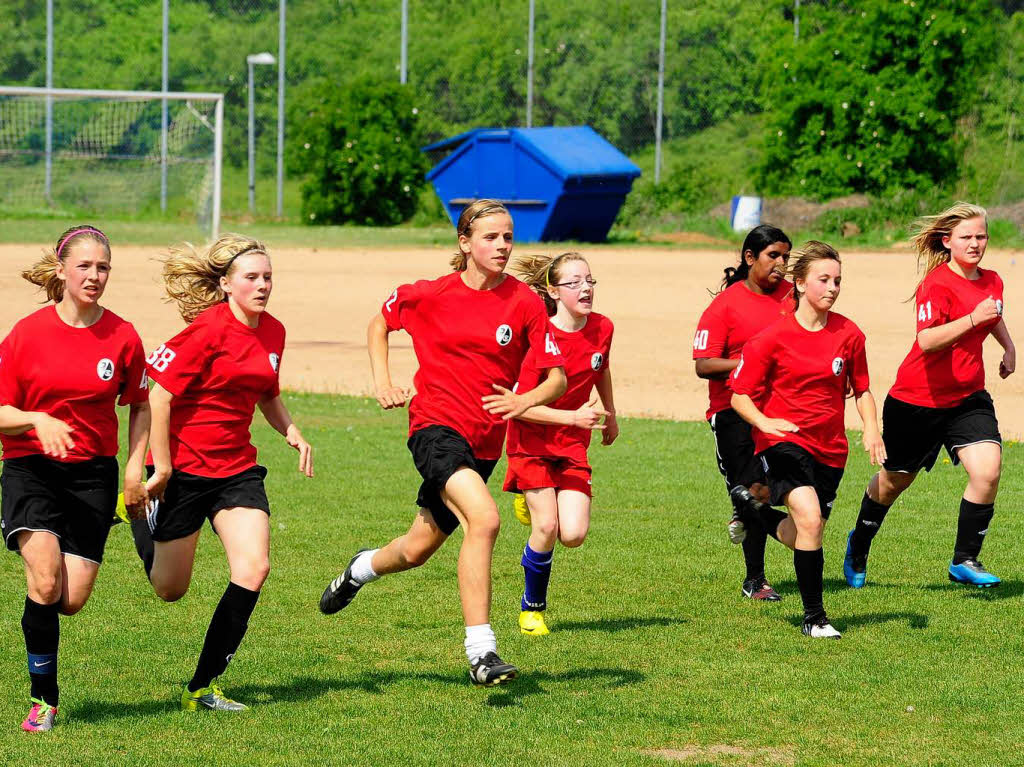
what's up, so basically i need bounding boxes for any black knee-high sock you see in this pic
[849,492,891,559]
[22,597,60,707]
[793,548,825,624]
[740,523,767,581]
[188,582,261,692]
[953,499,995,564]
[129,517,155,579]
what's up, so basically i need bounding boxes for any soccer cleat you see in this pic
[319,549,369,615]
[112,492,130,524]
[727,508,747,545]
[802,619,841,639]
[181,684,248,712]
[948,559,1001,588]
[513,494,531,526]
[742,576,781,602]
[21,698,57,732]
[519,610,550,636]
[843,530,868,589]
[469,651,518,686]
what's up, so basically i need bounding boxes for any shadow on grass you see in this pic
[555,615,686,633]
[784,611,929,631]
[769,577,899,596]
[483,667,645,708]
[921,578,1024,600]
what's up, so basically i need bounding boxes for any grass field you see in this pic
[1,393,1022,766]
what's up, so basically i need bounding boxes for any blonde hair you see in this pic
[162,234,268,323]
[513,252,587,316]
[911,201,988,279]
[450,199,511,271]
[22,225,110,303]
[788,240,841,308]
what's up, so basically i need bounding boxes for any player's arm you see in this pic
[146,382,174,500]
[494,389,609,430]
[917,297,1000,353]
[730,339,796,437]
[991,319,1016,379]
[594,364,619,445]
[0,406,74,458]
[258,395,313,477]
[694,358,738,380]
[482,366,567,421]
[854,390,886,466]
[730,393,799,438]
[368,312,411,409]
[122,401,151,516]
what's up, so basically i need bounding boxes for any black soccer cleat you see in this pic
[319,549,369,615]
[469,652,518,686]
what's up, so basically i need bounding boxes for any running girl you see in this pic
[319,200,566,686]
[130,235,313,712]
[731,241,884,639]
[693,225,792,602]
[0,226,150,731]
[845,202,1014,589]
[495,252,616,637]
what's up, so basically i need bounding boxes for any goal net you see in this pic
[0,87,223,238]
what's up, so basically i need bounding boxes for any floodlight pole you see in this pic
[247,53,276,214]
[161,0,168,212]
[400,0,408,84]
[277,0,286,218]
[655,0,666,185]
[526,0,535,128]
[45,0,53,203]
[794,0,800,42]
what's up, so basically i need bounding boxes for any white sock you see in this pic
[464,623,497,664]
[350,549,381,585]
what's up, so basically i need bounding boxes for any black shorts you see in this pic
[759,443,844,519]
[882,391,1001,473]
[408,425,498,536]
[1,455,118,564]
[147,465,270,543]
[708,408,766,490]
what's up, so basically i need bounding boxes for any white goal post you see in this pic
[0,86,223,239]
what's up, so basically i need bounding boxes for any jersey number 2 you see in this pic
[147,344,176,372]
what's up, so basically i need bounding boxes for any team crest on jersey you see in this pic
[96,358,115,381]
[496,324,513,346]
[831,357,844,376]
[269,353,280,372]
[591,352,604,371]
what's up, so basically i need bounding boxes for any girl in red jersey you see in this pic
[319,200,566,686]
[492,252,616,637]
[0,226,150,732]
[693,225,792,603]
[844,203,1014,589]
[129,234,313,712]
[731,242,885,639]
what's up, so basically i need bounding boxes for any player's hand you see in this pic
[482,384,532,420]
[572,395,611,430]
[970,297,1000,326]
[601,413,619,446]
[122,475,149,520]
[757,418,799,438]
[30,413,74,459]
[286,424,314,478]
[145,465,172,502]
[375,384,410,410]
[1000,346,1016,379]
[862,427,887,466]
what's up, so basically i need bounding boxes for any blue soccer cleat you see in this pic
[843,530,867,589]
[948,559,1001,588]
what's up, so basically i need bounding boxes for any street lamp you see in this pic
[247,52,276,214]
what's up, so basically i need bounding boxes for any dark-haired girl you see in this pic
[0,226,150,731]
[692,225,791,601]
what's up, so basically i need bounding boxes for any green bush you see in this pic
[288,79,427,226]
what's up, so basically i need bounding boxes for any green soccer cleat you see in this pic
[181,684,248,712]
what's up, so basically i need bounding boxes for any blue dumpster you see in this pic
[423,126,641,242]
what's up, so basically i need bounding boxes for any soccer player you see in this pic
[129,235,313,712]
[731,242,884,639]
[693,225,792,602]
[0,226,150,732]
[494,252,616,637]
[844,202,1014,588]
[318,200,566,686]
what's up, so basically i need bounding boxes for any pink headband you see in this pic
[56,228,107,259]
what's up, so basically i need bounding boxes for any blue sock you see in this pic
[521,544,553,612]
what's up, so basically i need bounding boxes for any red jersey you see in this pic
[731,312,870,468]
[506,313,614,462]
[383,272,564,461]
[888,265,1004,408]
[0,306,148,462]
[693,280,793,419]
[146,302,285,478]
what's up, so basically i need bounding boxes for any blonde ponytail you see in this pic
[162,234,267,323]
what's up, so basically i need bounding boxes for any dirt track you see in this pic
[3,243,1023,437]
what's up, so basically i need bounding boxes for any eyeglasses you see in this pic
[553,277,597,290]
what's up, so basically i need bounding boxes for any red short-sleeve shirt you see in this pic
[506,312,614,463]
[888,265,1004,408]
[382,272,565,461]
[146,302,285,478]
[0,306,149,461]
[731,312,870,468]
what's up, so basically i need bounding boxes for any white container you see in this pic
[730,195,762,232]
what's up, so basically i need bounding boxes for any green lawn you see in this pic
[1,394,1022,766]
